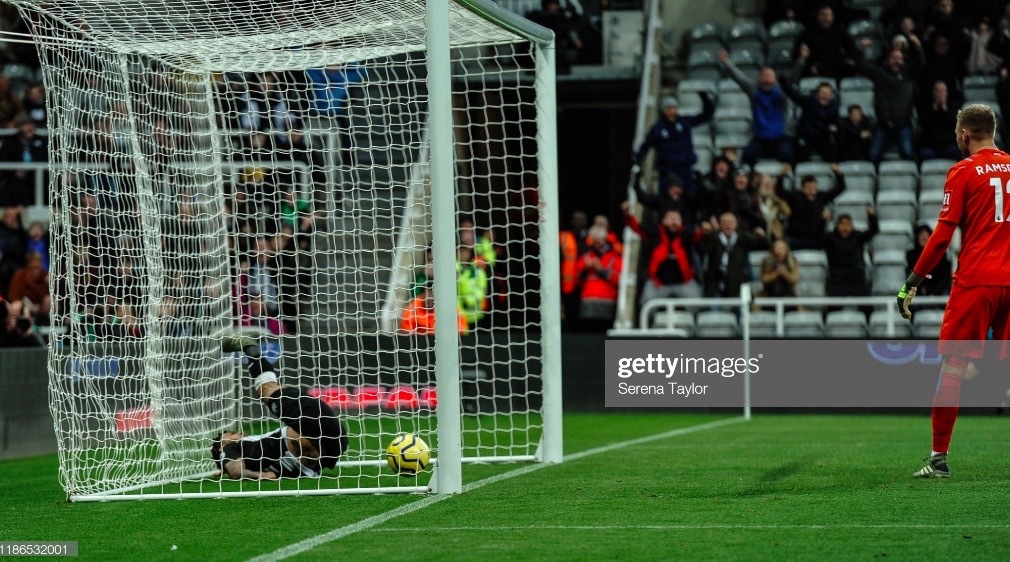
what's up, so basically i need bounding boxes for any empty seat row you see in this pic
[650,308,941,338]
[690,20,882,58]
[693,156,951,200]
[745,245,937,297]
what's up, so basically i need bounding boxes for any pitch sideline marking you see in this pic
[245,416,747,562]
[367,523,1010,532]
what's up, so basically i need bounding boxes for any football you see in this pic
[386,433,430,475]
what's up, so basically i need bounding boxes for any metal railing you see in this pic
[607,294,950,338]
[614,0,663,330]
[380,129,431,333]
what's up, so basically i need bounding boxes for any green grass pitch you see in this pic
[2,412,1009,560]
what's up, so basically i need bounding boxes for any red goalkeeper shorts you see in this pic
[937,284,1010,360]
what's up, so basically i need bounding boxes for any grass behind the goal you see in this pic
[3,413,1010,560]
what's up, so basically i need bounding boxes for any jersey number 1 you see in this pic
[991,177,1010,223]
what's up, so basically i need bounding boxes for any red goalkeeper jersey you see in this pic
[937,147,1010,287]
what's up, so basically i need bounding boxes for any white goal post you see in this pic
[16,0,561,500]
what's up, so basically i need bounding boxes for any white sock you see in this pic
[253,371,278,390]
[931,450,945,457]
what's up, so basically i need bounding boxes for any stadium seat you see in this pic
[748,250,766,281]
[917,190,945,222]
[872,248,905,266]
[678,78,719,110]
[838,76,876,117]
[690,22,726,57]
[715,133,750,153]
[794,161,835,192]
[728,21,767,54]
[717,77,744,95]
[795,280,826,298]
[753,160,791,189]
[838,90,875,118]
[919,159,954,196]
[783,311,824,338]
[839,76,874,92]
[747,311,780,338]
[768,47,793,75]
[963,75,998,105]
[695,310,740,338]
[913,309,944,339]
[878,160,919,194]
[847,19,882,42]
[872,269,908,296]
[794,250,828,283]
[869,309,913,338]
[678,95,704,115]
[870,251,908,295]
[679,78,717,96]
[728,49,765,82]
[714,106,752,136]
[717,90,751,111]
[832,191,873,224]
[23,205,50,227]
[767,19,803,53]
[693,117,713,140]
[876,191,917,223]
[753,160,784,176]
[920,159,955,175]
[838,160,877,196]
[825,310,868,338]
[687,50,722,81]
[872,220,914,253]
[798,76,837,95]
[652,310,695,335]
[848,18,880,55]
[694,130,714,150]
[754,160,793,190]
[2,64,35,87]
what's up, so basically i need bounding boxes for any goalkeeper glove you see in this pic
[896,272,925,320]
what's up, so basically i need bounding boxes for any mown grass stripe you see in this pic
[245,416,746,562]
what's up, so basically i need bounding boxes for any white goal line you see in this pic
[245,416,747,562]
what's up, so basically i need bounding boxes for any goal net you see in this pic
[21,0,561,500]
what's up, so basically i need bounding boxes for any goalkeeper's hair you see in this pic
[956,103,996,141]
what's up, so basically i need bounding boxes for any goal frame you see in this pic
[27,0,562,501]
[426,0,562,495]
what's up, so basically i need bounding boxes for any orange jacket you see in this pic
[400,296,468,335]
[560,231,579,294]
[575,248,622,301]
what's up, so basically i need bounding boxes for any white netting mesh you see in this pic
[24,0,551,498]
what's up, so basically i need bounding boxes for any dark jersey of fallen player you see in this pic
[263,386,348,470]
[219,427,320,478]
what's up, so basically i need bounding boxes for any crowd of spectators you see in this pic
[401,218,500,336]
[602,0,1010,331]
[0,2,381,346]
[701,1,1005,169]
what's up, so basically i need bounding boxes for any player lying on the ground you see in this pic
[210,335,349,480]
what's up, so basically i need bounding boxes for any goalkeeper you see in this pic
[210,335,349,480]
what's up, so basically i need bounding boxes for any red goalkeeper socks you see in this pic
[931,372,963,454]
